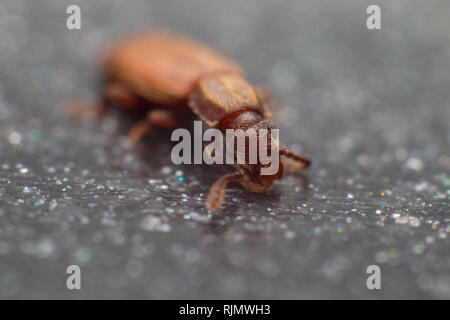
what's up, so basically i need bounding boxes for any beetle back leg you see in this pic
[64,83,141,119]
[128,109,179,143]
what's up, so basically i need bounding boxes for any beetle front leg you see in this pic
[206,171,243,212]
[128,109,178,143]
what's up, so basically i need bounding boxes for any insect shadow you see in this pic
[201,174,310,236]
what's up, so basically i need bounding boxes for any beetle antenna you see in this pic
[280,148,311,169]
[207,171,243,212]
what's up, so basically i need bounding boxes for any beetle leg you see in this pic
[64,83,141,119]
[63,99,103,119]
[280,148,311,173]
[128,109,178,143]
[206,171,243,212]
[255,86,273,118]
[102,83,142,113]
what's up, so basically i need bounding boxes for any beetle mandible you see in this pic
[67,31,311,212]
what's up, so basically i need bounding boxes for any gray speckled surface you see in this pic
[0,0,449,299]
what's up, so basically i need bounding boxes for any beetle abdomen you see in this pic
[104,32,243,105]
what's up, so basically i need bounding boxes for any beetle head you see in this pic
[233,119,284,192]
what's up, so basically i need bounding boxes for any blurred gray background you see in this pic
[0,0,449,299]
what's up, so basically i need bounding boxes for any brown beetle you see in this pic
[66,31,310,212]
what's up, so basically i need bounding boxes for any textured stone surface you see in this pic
[0,0,448,299]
